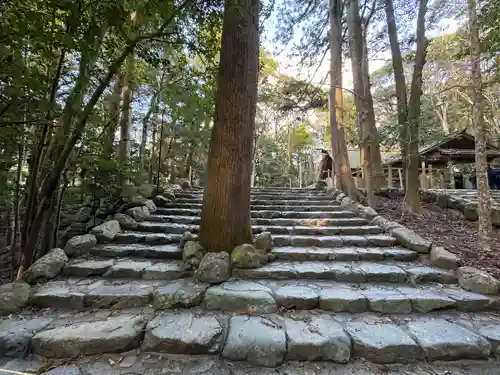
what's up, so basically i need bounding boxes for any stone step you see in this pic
[7,307,499,365]
[114,231,186,245]
[233,261,458,284]
[176,193,334,200]
[148,215,369,227]
[271,246,419,262]
[273,234,396,247]
[128,222,383,236]
[90,244,182,259]
[4,352,499,374]
[154,208,357,218]
[63,258,186,280]
[158,204,344,212]
[175,198,336,205]
[28,277,498,313]
[111,232,394,247]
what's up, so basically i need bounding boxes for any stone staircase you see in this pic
[2,187,500,372]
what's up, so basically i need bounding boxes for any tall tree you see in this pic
[469,0,492,251]
[384,0,429,213]
[198,0,260,252]
[330,0,360,200]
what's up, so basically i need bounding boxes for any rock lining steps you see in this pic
[2,186,500,369]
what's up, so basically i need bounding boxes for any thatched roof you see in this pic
[383,129,500,166]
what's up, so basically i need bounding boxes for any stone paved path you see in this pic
[1,187,500,371]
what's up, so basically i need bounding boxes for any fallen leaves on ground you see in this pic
[375,196,500,280]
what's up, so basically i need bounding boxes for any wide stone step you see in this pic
[63,258,186,280]
[273,234,396,247]
[28,277,498,313]
[114,232,187,245]
[111,232,394,246]
[158,204,344,212]
[272,246,418,262]
[233,261,458,284]
[90,244,182,259]
[175,198,336,206]
[129,222,383,236]
[154,208,357,218]
[8,309,499,364]
[176,192,335,200]
[148,215,369,227]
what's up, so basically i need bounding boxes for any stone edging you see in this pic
[329,189,500,295]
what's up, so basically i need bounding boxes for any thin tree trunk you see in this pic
[103,75,123,159]
[348,0,375,207]
[13,142,24,246]
[139,91,160,168]
[330,0,360,200]
[468,0,491,251]
[361,30,384,191]
[405,0,429,214]
[198,0,259,252]
[118,54,134,163]
[384,0,409,189]
[149,120,158,184]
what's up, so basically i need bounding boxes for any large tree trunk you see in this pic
[384,0,409,189]
[361,30,384,191]
[139,91,160,169]
[405,0,428,214]
[348,0,375,207]
[103,76,123,159]
[117,54,134,164]
[468,0,492,251]
[330,0,360,200]
[198,0,259,252]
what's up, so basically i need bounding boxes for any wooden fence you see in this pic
[353,163,462,190]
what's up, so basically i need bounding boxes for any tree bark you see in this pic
[384,0,409,189]
[348,0,375,207]
[330,0,360,200]
[468,0,492,251]
[103,75,123,159]
[405,0,429,214]
[139,91,160,169]
[198,0,259,252]
[118,54,134,164]
[361,30,384,191]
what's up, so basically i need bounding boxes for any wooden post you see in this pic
[439,172,445,188]
[428,164,433,188]
[188,166,193,186]
[299,162,303,188]
[419,161,426,190]
[398,168,403,189]
[388,165,393,188]
[448,160,455,188]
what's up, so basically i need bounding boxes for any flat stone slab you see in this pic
[114,232,184,245]
[31,315,146,358]
[361,286,412,314]
[142,312,224,354]
[64,259,115,277]
[405,266,457,284]
[103,260,153,278]
[152,279,208,309]
[84,280,158,308]
[142,261,185,280]
[319,288,367,312]
[222,316,287,367]
[285,316,351,362]
[271,247,417,262]
[91,244,182,259]
[442,286,495,311]
[406,318,491,360]
[30,279,89,309]
[346,322,421,363]
[0,318,52,356]
[397,286,457,313]
[274,285,319,309]
[254,211,356,219]
[205,281,277,313]
[235,261,408,283]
